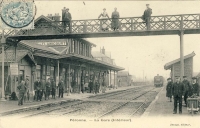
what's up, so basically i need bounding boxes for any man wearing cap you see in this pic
[51,78,56,99]
[166,78,173,102]
[172,76,184,114]
[191,77,199,96]
[45,78,51,100]
[34,77,41,101]
[142,4,152,30]
[17,80,26,105]
[62,7,72,33]
[182,76,191,106]
[24,77,30,102]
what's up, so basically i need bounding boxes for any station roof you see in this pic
[164,52,196,70]
[33,52,124,71]
[34,15,96,47]
[0,50,36,64]
[117,71,130,77]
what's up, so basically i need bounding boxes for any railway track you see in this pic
[97,87,156,118]
[1,85,160,118]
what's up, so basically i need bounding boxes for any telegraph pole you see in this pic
[1,30,6,101]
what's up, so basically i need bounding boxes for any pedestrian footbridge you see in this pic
[1,13,200,42]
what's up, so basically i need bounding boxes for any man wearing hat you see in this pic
[182,76,191,106]
[166,78,173,102]
[40,78,46,100]
[172,76,184,114]
[62,7,72,32]
[58,78,64,98]
[142,4,152,30]
[191,77,199,96]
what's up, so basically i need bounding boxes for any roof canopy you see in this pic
[164,52,196,70]
[0,50,36,64]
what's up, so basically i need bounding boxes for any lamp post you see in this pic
[1,30,6,101]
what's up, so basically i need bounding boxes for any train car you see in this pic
[154,74,164,87]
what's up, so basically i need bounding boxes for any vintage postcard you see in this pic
[0,0,200,128]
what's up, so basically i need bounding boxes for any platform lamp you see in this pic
[1,30,6,101]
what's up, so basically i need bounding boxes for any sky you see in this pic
[2,1,200,80]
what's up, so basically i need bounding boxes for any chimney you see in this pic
[53,13,61,21]
[47,14,53,20]
[102,46,105,54]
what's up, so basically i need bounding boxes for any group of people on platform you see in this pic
[17,77,65,106]
[62,4,152,32]
[88,79,107,94]
[166,76,199,114]
[16,75,109,106]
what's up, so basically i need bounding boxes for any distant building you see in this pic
[92,47,118,88]
[117,71,132,86]
[164,52,195,82]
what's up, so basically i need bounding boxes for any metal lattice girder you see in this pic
[1,13,200,40]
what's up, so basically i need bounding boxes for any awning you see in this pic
[34,52,124,71]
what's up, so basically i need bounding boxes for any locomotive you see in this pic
[154,74,164,87]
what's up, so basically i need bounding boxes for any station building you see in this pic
[164,52,196,82]
[0,14,124,96]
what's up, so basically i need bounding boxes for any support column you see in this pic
[79,66,82,94]
[68,64,71,96]
[109,70,111,89]
[180,31,184,81]
[14,44,17,93]
[116,71,118,89]
[114,71,116,89]
[57,60,59,97]
[1,30,6,101]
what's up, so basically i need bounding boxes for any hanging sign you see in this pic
[10,63,18,75]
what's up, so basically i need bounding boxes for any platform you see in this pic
[0,86,135,115]
[142,86,200,117]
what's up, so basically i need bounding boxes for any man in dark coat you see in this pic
[40,78,46,100]
[62,7,72,32]
[182,76,191,106]
[191,77,199,96]
[51,78,56,99]
[45,78,51,100]
[34,77,42,101]
[58,78,64,98]
[88,80,93,93]
[166,78,173,102]
[142,4,152,30]
[172,76,184,114]
[17,80,26,105]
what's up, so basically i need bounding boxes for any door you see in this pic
[19,70,24,82]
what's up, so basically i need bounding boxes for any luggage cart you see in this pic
[187,97,200,115]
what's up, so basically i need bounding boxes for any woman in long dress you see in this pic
[98,8,110,31]
[111,8,120,31]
